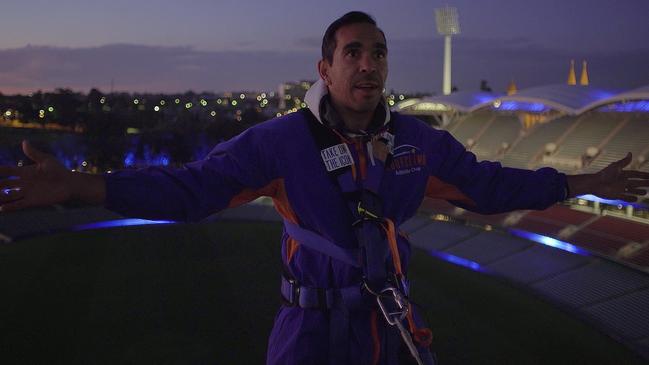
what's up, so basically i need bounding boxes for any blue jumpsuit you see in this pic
[103,82,568,364]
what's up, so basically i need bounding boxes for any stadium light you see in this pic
[434,6,460,95]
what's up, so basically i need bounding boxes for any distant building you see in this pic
[278,80,314,111]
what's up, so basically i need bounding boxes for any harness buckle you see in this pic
[356,201,379,219]
[287,278,300,306]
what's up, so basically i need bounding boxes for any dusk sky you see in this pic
[1,0,648,94]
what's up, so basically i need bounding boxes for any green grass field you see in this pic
[0,221,645,364]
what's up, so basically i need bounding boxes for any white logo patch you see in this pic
[321,143,354,172]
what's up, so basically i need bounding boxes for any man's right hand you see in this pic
[0,140,105,212]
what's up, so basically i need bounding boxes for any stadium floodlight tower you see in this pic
[434,6,460,95]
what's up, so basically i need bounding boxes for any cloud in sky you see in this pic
[0,39,647,95]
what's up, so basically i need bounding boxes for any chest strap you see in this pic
[283,219,360,268]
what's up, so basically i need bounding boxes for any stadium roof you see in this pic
[580,84,649,112]
[495,84,619,115]
[395,91,502,113]
[396,84,649,115]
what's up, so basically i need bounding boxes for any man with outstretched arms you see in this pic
[1,11,648,365]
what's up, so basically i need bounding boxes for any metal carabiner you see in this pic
[375,286,424,365]
[375,286,408,325]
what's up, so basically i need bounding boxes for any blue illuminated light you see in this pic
[73,219,175,231]
[494,101,548,112]
[123,152,135,167]
[161,156,170,166]
[597,100,649,113]
[474,95,498,104]
[577,194,646,209]
[427,250,484,272]
[509,228,589,256]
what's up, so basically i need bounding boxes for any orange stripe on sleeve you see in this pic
[226,179,301,262]
[425,175,475,206]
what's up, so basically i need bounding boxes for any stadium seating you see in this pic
[495,115,577,169]
[583,114,649,173]
[470,114,520,160]
[447,111,494,148]
[552,112,621,162]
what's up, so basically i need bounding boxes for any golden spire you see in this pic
[567,59,576,85]
[507,79,518,95]
[580,60,589,86]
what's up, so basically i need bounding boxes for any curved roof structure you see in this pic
[396,84,649,116]
[494,84,619,115]
[580,84,649,112]
[395,91,501,114]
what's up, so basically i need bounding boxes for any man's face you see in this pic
[319,23,388,115]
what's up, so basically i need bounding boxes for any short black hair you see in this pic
[321,11,386,64]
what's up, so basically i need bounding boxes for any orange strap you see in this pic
[384,217,433,348]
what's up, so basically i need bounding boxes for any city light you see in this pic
[232,100,238,106]
[174,98,180,104]
[47,107,54,112]
[160,100,166,105]
[261,93,267,98]
[240,93,245,99]
[210,111,216,117]
[100,97,106,104]
[200,99,208,106]
[154,106,160,112]
[185,102,193,109]
[217,99,222,104]
[133,99,139,105]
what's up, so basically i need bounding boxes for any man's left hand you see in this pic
[567,153,649,203]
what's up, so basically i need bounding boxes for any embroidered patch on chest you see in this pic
[387,144,427,176]
[321,143,354,172]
